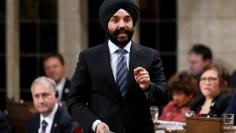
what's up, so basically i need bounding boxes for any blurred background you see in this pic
[1,0,236,111]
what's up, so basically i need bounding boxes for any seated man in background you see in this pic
[160,71,197,122]
[188,44,213,96]
[26,76,78,133]
[188,44,213,80]
[43,53,71,106]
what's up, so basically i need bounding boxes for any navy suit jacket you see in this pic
[26,106,77,133]
[67,41,169,133]
[61,79,71,103]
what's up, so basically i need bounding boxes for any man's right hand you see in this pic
[96,122,110,133]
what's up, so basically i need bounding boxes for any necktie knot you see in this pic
[116,49,127,55]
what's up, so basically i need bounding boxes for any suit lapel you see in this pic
[98,42,141,99]
[34,114,41,133]
[124,42,141,97]
[99,43,123,99]
[61,79,70,101]
[50,107,61,133]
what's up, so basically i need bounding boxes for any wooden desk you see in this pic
[6,101,36,133]
[155,117,236,133]
[155,129,186,133]
[186,117,222,133]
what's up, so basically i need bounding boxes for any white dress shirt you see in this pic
[91,40,131,131]
[108,40,131,81]
[39,103,58,133]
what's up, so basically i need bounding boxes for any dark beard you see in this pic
[108,28,134,47]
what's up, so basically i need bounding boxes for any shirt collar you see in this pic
[40,103,58,123]
[56,77,66,91]
[56,77,66,88]
[108,40,131,54]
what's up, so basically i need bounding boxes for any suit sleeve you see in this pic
[66,52,97,132]
[146,50,170,106]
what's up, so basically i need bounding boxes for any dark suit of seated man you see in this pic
[26,76,78,133]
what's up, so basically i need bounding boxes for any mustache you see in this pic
[113,28,129,35]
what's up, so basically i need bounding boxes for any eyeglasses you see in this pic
[200,77,219,83]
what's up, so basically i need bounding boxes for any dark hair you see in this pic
[189,44,213,60]
[43,53,64,65]
[200,64,230,88]
[169,71,197,95]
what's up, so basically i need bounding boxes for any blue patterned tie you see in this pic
[116,49,128,96]
[41,120,48,133]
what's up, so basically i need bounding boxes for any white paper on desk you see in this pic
[155,130,165,133]
[157,120,185,130]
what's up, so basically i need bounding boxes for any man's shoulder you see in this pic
[28,112,40,122]
[132,42,159,53]
[26,112,40,129]
[55,106,74,123]
[81,42,107,55]
[54,107,78,131]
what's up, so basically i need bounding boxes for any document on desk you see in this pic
[157,120,185,131]
[155,130,165,133]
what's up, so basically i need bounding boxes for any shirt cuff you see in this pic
[92,120,102,132]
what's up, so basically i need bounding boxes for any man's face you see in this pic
[107,9,134,47]
[43,57,65,84]
[188,52,209,76]
[32,83,57,117]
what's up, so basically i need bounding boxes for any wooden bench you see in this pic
[6,101,36,133]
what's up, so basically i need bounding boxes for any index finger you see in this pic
[134,67,146,75]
